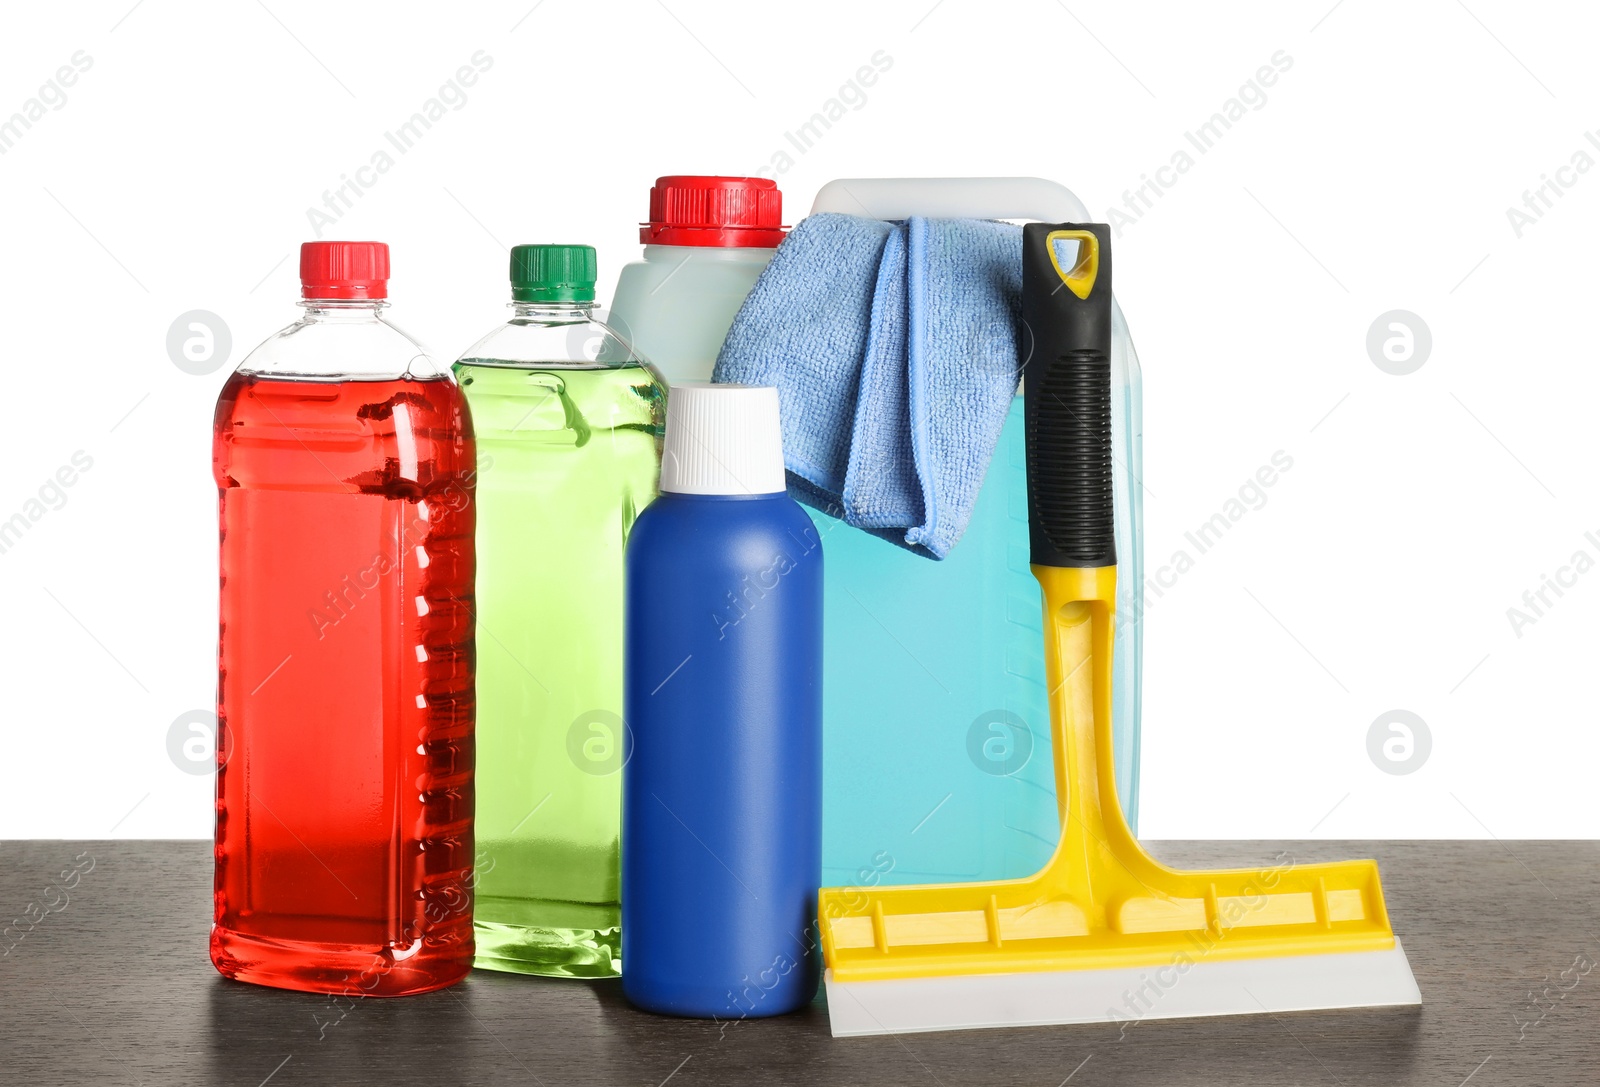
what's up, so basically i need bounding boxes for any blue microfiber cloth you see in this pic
[714,213,1020,559]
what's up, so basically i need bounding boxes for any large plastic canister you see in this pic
[799,179,1143,888]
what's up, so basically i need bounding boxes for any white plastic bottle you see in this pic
[608,176,786,385]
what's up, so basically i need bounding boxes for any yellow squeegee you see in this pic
[818,223,1420,1037]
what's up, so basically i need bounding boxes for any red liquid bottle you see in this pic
[210,242,476,995]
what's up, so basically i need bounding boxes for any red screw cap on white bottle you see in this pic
[660,383,787,496]
[640,176,786,248]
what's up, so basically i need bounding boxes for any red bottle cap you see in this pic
[641,176,786,248]
[300,241,390,299]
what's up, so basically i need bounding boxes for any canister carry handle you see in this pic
[810,177,1090,223]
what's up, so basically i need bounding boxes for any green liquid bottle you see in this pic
[454,245,661,976]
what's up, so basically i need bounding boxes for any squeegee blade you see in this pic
[823,940,1420,1038]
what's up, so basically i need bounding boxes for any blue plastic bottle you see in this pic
[622,383,823,1019]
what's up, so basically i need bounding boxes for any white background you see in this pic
[1,0,1594,841]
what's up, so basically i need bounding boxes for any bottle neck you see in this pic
[299,298,388,322]
[511,300,595,321]
[640,244,776,262]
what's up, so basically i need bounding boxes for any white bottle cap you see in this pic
[660,382,787,495]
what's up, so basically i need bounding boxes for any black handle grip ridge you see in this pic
[1022,222,1116,569]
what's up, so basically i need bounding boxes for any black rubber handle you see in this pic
[1022,222,1115,569]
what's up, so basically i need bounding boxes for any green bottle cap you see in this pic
[510,244,597,303]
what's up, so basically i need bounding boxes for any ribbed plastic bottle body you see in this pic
[211,301,476,996]
[608,245,775,385]
[454,304,660,977]
[621,492,823,1018]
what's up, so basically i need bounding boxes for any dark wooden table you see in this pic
[2,840,1594,1085]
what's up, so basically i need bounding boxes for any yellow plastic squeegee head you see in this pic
[817,225,1420,1037]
